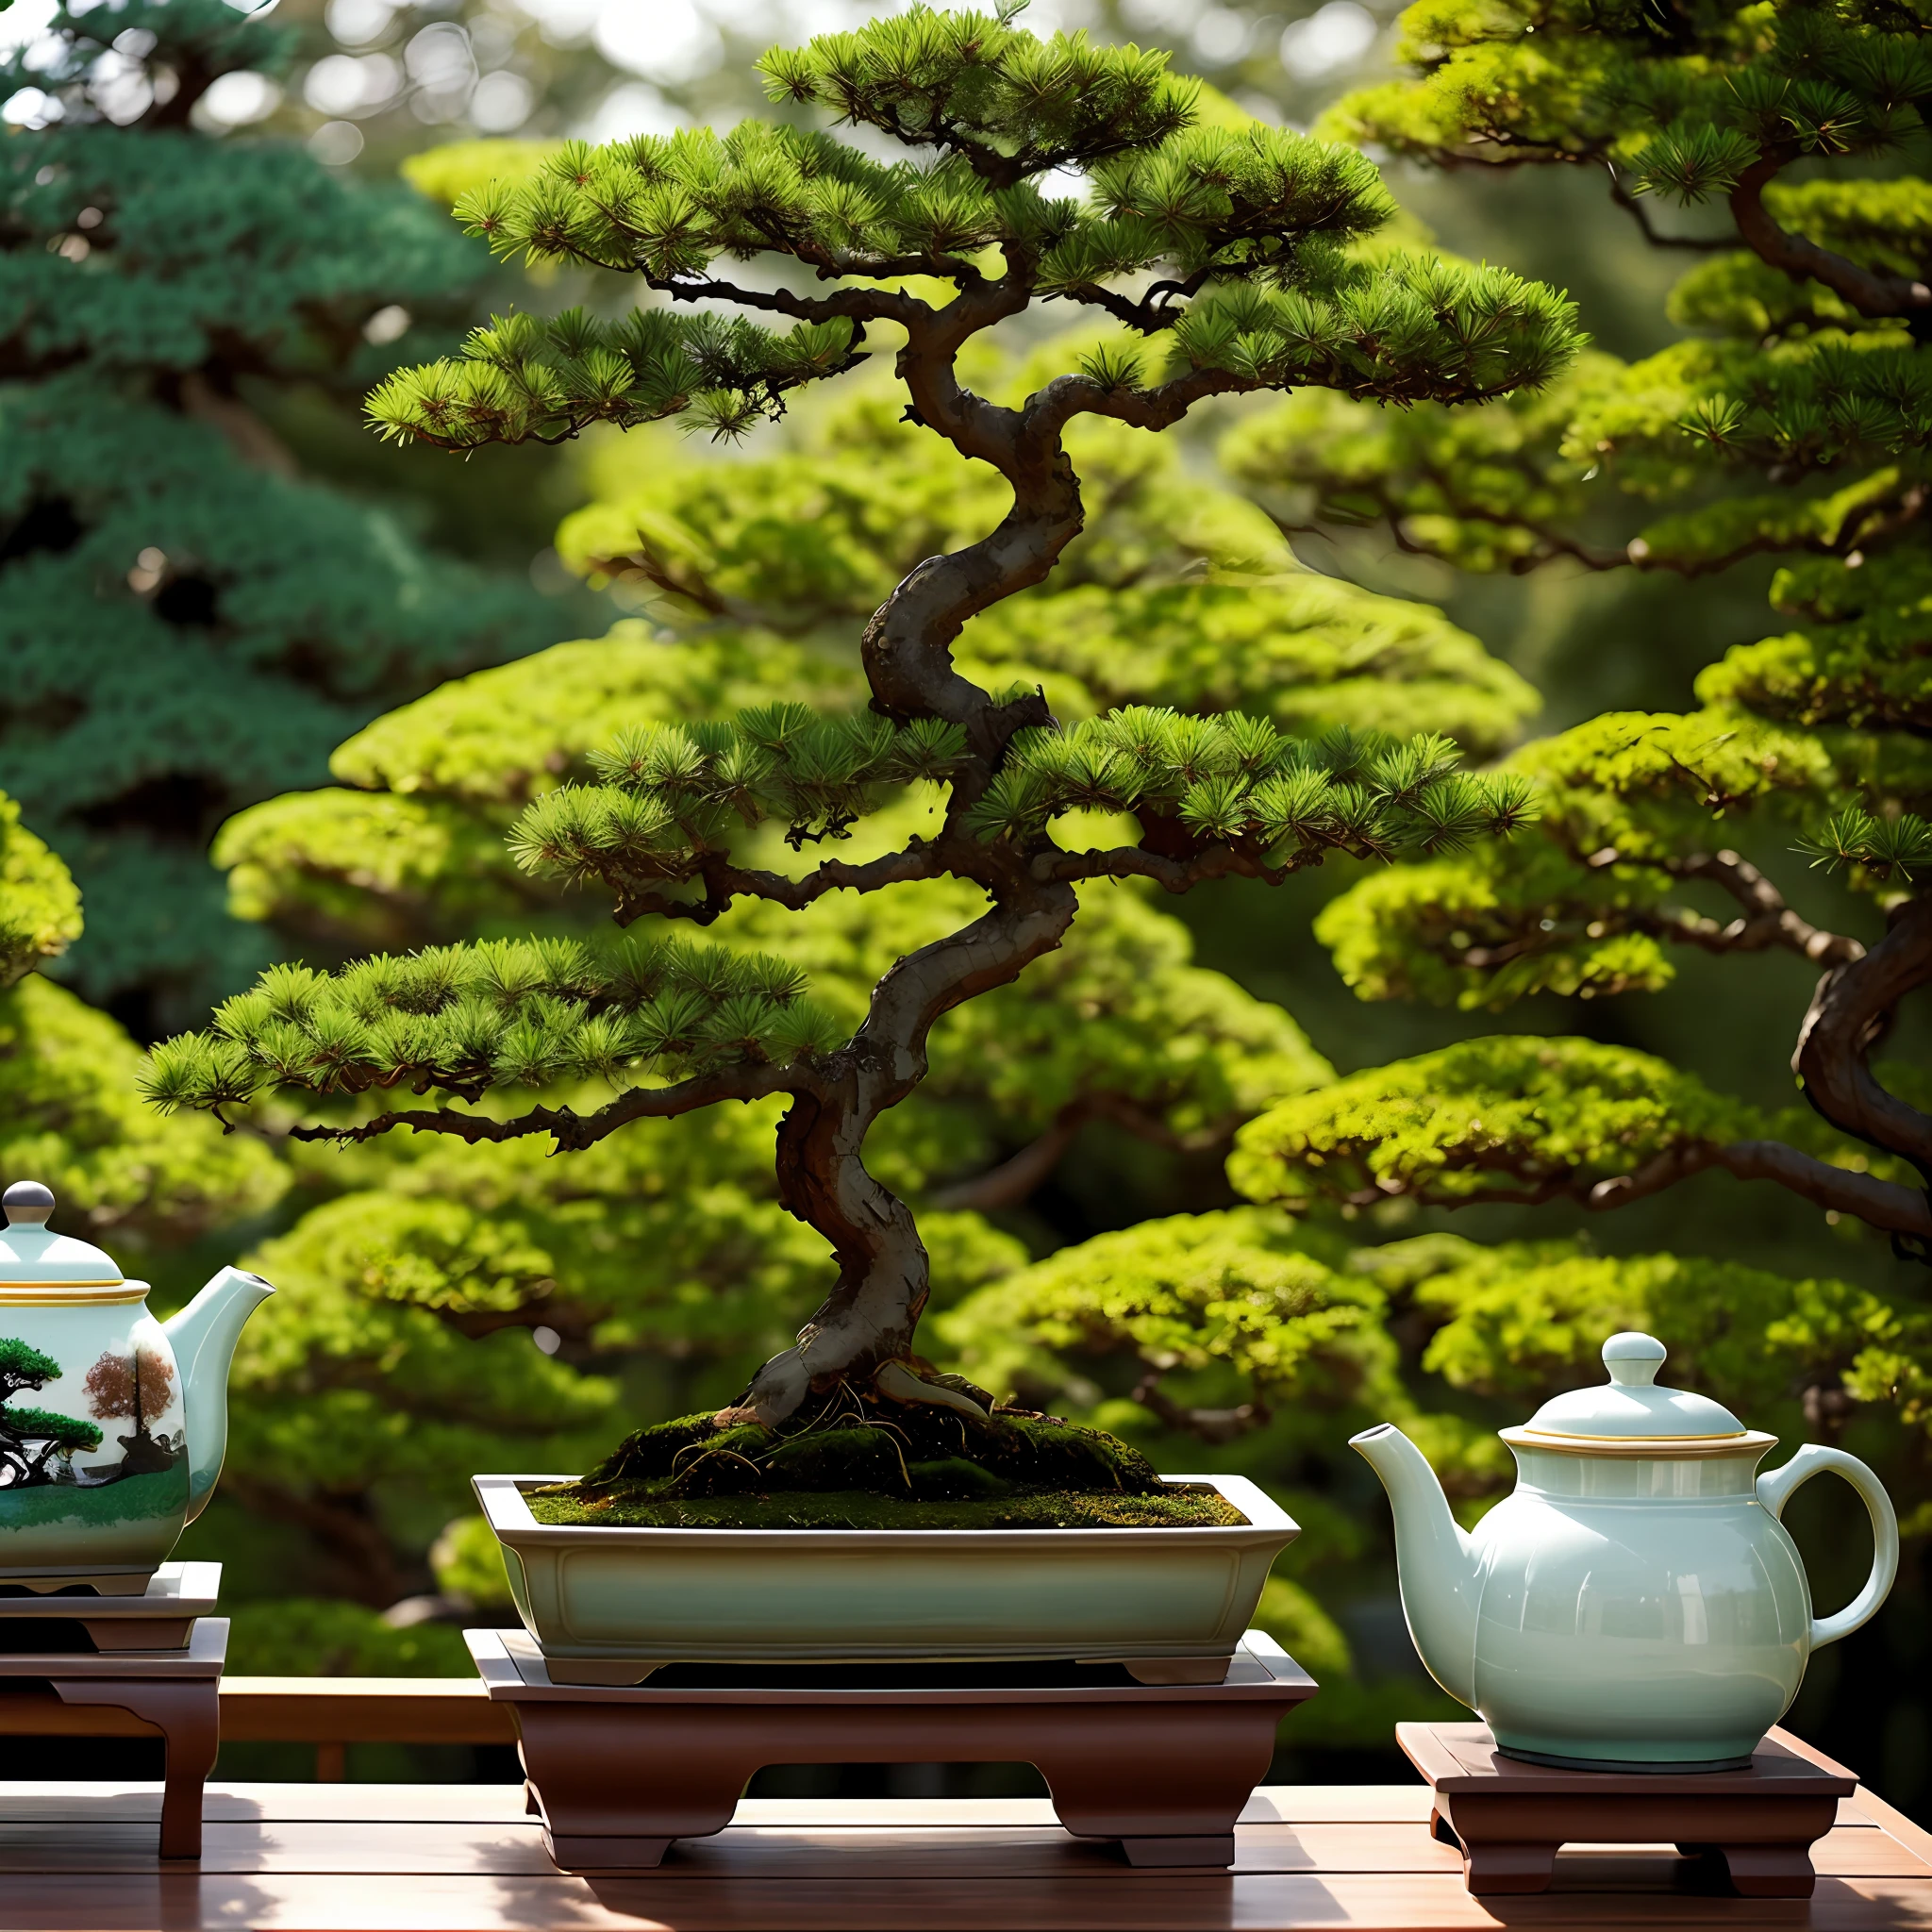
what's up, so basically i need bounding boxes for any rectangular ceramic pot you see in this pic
[475,1473,1296,1680]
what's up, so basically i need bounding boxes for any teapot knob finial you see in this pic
[1603,1330,1667,1387]
[1,1181,54,1227]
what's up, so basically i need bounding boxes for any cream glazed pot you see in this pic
[1352,1332,1899,1771]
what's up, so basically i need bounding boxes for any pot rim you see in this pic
[474,1470,1297,1549]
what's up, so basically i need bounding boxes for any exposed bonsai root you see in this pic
[719,1353,996,1430]
[872,1358,990,1420]
[559,1385,1174,1519]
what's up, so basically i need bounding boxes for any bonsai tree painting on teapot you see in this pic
[1355,1333,1900,1773]
[0,1181,274,1587]
[0,1338,105,1487]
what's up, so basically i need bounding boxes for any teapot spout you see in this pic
[1350,1423,1481,1709]
[161,1267,274,1525]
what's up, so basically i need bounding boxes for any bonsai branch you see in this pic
[1599,160,1730,251]
[1708,1141,1932,1236]
[1729,149,1932,324]
[611,843,947,927]
[1655,849,1865,965]
[644,271,927,331]
[286,1060,809,1152]
[1319,1135,1932,1237]
[1031,366,1245,441]
[1040,841,1306,891]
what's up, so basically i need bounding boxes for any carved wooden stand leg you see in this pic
[1459,1840,1558,1893]
[1031,1702,1275,1867]
[1430,1807,1557,1894]
[1711,1844,1820,1898]
[514,1705,756,1870]
[54,1678,220,1858]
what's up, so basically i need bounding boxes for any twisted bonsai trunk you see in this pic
[725,308,1102,1424]
[740,863,1082,1424]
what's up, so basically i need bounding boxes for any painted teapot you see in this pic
[1353,1331,1899,1771]
[0,1180,274,1588]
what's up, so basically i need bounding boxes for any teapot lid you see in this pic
[0,1182,141,1304]
[1502,1333,1774,1458]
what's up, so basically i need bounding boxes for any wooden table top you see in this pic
[1,1778,1930,1929]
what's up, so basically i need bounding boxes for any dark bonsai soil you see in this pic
[525,1403,1247,1530]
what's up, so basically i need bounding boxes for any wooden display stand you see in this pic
[0,1565,225,1860]
[468,1625,1316,1874]
[1398,1720,1858,1899]
[0,1559,220,1649]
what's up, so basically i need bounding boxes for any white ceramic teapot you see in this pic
[0,1180,274,1588]
[1352,1331,1899,1770]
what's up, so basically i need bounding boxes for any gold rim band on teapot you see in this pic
[0,1280,145,1307]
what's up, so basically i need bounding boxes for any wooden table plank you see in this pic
[0,1779,536,1824]
[2,1870,1931,1931]
[0,1815,1910,1881]
[0,1817,1470,1877]
[1857,1792,1932,1873]
[0,1783,1927,1928]
[0,1783,1439,1826]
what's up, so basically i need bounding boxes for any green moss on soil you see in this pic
[576,1407,1167,1498]
[530,1406,1242,1529]
[525,1486,1246,1530]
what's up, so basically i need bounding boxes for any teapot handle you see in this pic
[1756,1443,1900,1652]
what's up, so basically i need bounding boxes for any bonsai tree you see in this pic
[0,0,564,1034]
[1217,0,1932,1263]
[176,353,1525,1599]
[145,7,1579,1499]
[0,1338,63,1424]
[0,1338,104,1488]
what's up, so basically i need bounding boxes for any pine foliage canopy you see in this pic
[365,8,1578,452]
